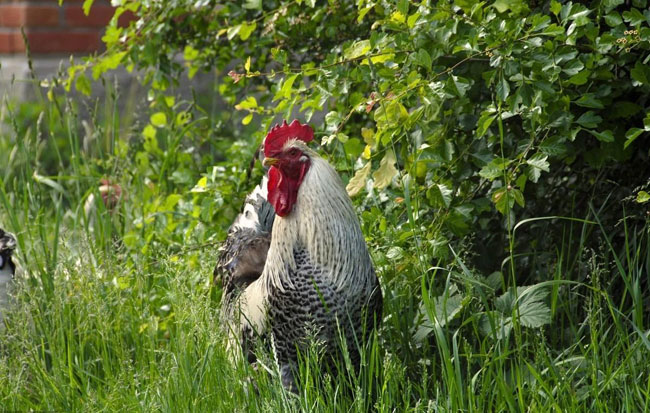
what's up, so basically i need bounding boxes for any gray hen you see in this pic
[0,229,17,325]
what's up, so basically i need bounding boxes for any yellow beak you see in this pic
[262,157,279,167]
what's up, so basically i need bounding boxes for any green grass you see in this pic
[0,87,649,412]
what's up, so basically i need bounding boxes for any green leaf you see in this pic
[75,73,92,96]
[622,8,645,25]
[496,75,510,102]
[235,96,257,110]
[567,70,590,85]
[526,153,549,183]
[417,285,465,341]
[227,24,241,40]
[142,124,156,140]
[415,49,432,70]
[361,128,375,145]
[346,162,371,197]
[273,74,298,101]
[492,187,514,214]
[239,22,256,41]
[344,40,371,60]
[476,111,496,138]
[588,129,615,143]
[575,94,604,109]
[636,191,650,203]
[496,285,551,328]
[242,113,253,125]
[184,45,199,61]
[373,150,398,190]
[511,188,524,208]
[83,0,94,16]
[150,112,167,127]
[604,11,623,27]
[427,183,452,208]
[631,62,650,86]
[526,153,550,172]
[244,0,262,9]
[624,128,644,149]
[343,138,364,159]
[550,0,561,15]
[576,111,602,128]
[479,158,510,180]
[32,172,64,193]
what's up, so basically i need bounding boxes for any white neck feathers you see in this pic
[264,156,373,294]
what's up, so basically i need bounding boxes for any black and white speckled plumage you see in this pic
[215,176,275,300]
[220,139,382,390]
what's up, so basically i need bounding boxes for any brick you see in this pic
[26,31,100,53]
[117,9,136,27]
[64,5,115,27]
[0,32,24,53]
[0,5,60,27]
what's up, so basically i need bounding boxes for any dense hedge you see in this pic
[56,0,650,328]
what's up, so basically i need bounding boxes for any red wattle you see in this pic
[267,162,309,217]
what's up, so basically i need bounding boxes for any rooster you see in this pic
[216,120,382,390]
[0,228,17,325]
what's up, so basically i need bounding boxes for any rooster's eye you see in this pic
[288,148,300,156]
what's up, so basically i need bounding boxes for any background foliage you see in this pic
[1,0,650,411]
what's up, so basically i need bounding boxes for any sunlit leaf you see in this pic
[373,150,398,190]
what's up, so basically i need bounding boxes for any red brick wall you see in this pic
[0,0,134,54]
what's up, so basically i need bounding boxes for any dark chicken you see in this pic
[0,229,17,325]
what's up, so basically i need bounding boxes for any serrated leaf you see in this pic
[479,158,510,180]
[631,62,650,86]
[417,285,465,341]
[496,284,551,328]
[526,153,550,172]
[373,150,398,190]
[346,162,371,197]
[622,8,645,25]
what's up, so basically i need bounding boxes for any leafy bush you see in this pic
[1,0,649,410]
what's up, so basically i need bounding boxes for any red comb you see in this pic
[264,120,314,156]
